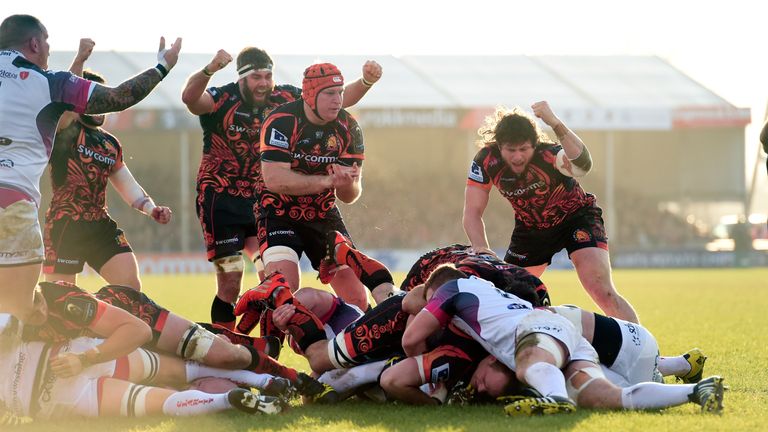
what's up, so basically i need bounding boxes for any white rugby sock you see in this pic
[318,360,387,393]
[523,362,569,399]
[621,382,695,409]
[657,356,690,377]
[185,362,271,389]
[161,390,231,416]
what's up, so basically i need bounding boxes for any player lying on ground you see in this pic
[26,281,328,397]
[0,332,282,420]
[402,265,725,416]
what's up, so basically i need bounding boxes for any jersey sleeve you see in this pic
[107,131,124,171]
[40,281,107,328]
[260,112,296,163]
[466,148,493,190]
[338,115,364,167]
[423,280,462,326]
[47,71,94,114]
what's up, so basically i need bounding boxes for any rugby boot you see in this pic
[261,377,295,399]
[677,348,707,384]
[235,271,293,315]
[504,395,576,417]
[227,388,282,415]
[294,373,339,403]
[197,323,282,360]
[311,383,341,404]
[318,231,351,283]
[688,376,725,414]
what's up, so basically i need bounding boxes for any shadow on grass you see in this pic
[17,400,606,432]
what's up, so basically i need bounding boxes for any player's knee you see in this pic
[565,365,607,406]
[213,254,244,274]
[515,333,566,372]
[379,367,401,393]
[205,339,246,369]
[177,325,216,362]
[307,348,333,374]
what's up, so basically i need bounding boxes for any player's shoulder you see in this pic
[536,141,561,154]
[272,84,302,101]
[269,99,303,117]
[38,280,89,301]
[208,81,239,99]
[474,145,499,160]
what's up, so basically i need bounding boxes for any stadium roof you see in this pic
[48,52,750,130]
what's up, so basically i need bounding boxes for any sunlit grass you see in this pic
[21,268,768,431]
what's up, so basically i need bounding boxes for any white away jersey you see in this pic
[424,276,534,368]
[0,50,93,205]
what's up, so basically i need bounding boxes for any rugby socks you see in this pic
[283,302,327,352]
[318,359,387,393]
[236,309,261,334]
[211,296,236,331]
[657,355,691,377]
[523,362,569,399]
[244,344,298,382]
[198,322,274,354]
[333,240,394,291]
[259,309,286,344]
[185,361,271,389]
[161,390,232,416]
[621,382,694,409]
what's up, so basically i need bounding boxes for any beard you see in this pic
[79,114,104,128]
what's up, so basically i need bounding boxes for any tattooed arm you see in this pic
[84,36,182,114]
[85,69,163,114]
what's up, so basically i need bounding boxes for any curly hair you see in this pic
[476,106,548,149]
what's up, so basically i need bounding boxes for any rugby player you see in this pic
[463,102,638,322]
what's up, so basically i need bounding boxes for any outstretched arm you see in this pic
[181,49,233,115]
[59,38,96,131]
[342,60,382,108]
[85,37,182,114]
[532,100,592,175]
[462,185,494,255]
[110,165,172,224]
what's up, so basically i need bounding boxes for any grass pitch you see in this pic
[18,268,768,431]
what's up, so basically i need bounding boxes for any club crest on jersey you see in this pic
[326,134,338,151]
[573,229,592,242]
[19,71,28,80]
[269,129,290,149]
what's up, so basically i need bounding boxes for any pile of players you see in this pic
[0,13,726,424]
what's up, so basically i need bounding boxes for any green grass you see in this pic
[18,268,768,431]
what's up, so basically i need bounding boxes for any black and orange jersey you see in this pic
[22,281,105,343]
[197,83,301,198]
[419,323,488,389]
[467,143,596,231]
[46,122,123,222]
[95,285,169,346]
[259,99,364,222]
[401,244,550,305]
